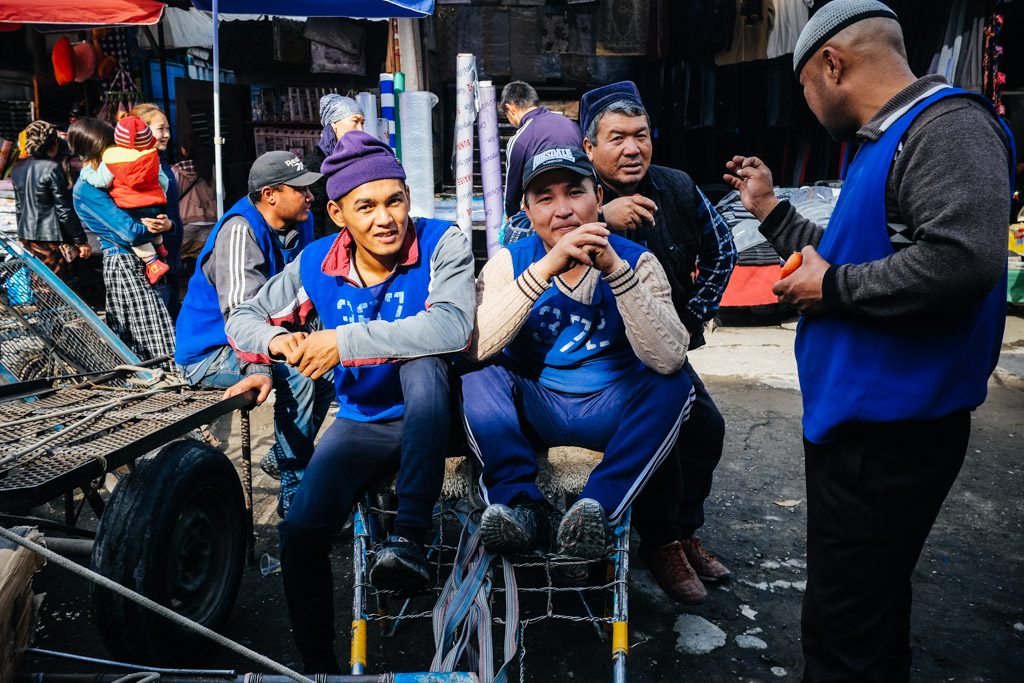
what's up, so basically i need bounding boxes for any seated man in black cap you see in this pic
[463,146,694,583]
[175,151,335,518]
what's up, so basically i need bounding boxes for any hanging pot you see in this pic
[52,35,75,85]
[72,42,97,82]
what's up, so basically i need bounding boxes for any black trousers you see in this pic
[801,410,970,683]
[631,360,726,544]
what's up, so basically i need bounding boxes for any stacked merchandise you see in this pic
[717,186,840,314]
[0,179,16,240]
[251,85,339,158]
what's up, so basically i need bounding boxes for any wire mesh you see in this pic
[0,233,136,383]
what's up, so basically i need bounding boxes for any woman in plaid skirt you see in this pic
[67,118,176,369]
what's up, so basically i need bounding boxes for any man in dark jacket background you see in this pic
[579,81,738,606]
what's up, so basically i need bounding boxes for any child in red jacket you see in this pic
[81,115,170,284]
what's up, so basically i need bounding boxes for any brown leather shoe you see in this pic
[639,541,707,605]
[681,536,732,583]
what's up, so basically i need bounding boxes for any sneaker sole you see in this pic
[480,505,535,554]
[556,499,608,560]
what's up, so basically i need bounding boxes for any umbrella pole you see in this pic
[212,0,224,217]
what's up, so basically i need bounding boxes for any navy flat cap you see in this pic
[579,81,643,138]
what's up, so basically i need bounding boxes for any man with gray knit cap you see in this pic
[304,93,366,240]
[725,1,1014,680]
[226,131,475,674]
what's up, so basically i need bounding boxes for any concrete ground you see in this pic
[18,314,1024,682]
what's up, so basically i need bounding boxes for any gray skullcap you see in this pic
[792,0,899,76]
[319,94,362,128]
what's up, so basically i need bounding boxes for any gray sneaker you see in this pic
[259,450,281,480]
[552,498,609,584]
[480,503,538,554]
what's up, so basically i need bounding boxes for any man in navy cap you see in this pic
[575,80,738,606]
[725,1,1013,679]
[176,150,335,517]
[226,131,475,674]
[464,145,694,582]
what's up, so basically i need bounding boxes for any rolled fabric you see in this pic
[379,73,397,153]
[356,92,380,141]
[454,54,477,244]
[476,80,504,258]
[399,91,439,218]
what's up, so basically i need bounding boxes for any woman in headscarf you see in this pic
[68,118,176,369]
[10,120,92,280]
[303,94,365,239]
[130,103,184,319]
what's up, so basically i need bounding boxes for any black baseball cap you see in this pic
[248,151,323,193]
[522,146,596,193]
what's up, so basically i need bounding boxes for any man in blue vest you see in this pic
[175,151,335,517]
[463,146,694,581]
[225,131,476,674]
[724,2,1014,680]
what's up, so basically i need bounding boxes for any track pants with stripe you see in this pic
[462,359,694,524]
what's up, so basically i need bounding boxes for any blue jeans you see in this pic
[461,358,694,524]
[182,345,334,478]
[278,356,452,673]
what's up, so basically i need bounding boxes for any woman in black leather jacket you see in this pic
[11,120,92,280]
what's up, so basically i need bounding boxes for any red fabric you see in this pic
[107,151,166,209]
[720,265,783,308]
[0,0,164,26]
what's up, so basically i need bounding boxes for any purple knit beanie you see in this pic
[322,130,406,202]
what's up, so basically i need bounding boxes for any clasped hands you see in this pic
[535,222,624,281]
[221,330,336,405]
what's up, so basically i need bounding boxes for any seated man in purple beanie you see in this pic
[225,131,476,674]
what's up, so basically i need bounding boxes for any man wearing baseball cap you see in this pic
[462,145,693,579]
[176,150,335,518]
[225,132,475,674]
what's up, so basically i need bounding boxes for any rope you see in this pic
[0,525,316,683]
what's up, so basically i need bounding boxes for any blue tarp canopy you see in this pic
[191,0,434,214]
[189,0,433,19]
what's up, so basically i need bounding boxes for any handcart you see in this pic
[350,448,632,683]
[0,230,259,665]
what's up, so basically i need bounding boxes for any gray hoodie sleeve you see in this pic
[335,226,476,364]
[760,98,1010,319]
[202,216,270,320]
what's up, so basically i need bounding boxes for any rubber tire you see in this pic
[90,439,246,665]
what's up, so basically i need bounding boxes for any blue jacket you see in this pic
[175,196,312,366]
[160,157,184,274]
[72,177,157,254]
[796,88,1014,443]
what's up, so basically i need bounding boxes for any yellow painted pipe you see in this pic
[612,621,628,657]
[350,619,367,669]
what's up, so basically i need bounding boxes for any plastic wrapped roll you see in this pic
[356,92,379,141]
[454,54,477,244]
[476,80,504,258]
[380,73,397,153]
[399,91,438,219]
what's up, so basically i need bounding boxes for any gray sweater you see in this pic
[759,75,1012,318]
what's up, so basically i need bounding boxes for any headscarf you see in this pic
[23,120,58,159]
[317,94,363,157]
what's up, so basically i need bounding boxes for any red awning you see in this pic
[0,0,165,27]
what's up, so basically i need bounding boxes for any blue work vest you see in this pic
[504,233,647,393]
[796,88,1014,443]
[175,196,313,365]
[299,218,449,422]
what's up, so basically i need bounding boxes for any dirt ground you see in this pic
[16,316,1024,682]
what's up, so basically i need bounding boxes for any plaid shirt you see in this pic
[501,165,736,332]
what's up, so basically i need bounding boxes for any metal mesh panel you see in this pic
[0,234,137,384]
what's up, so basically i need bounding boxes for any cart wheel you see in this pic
[90,439,245,665]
